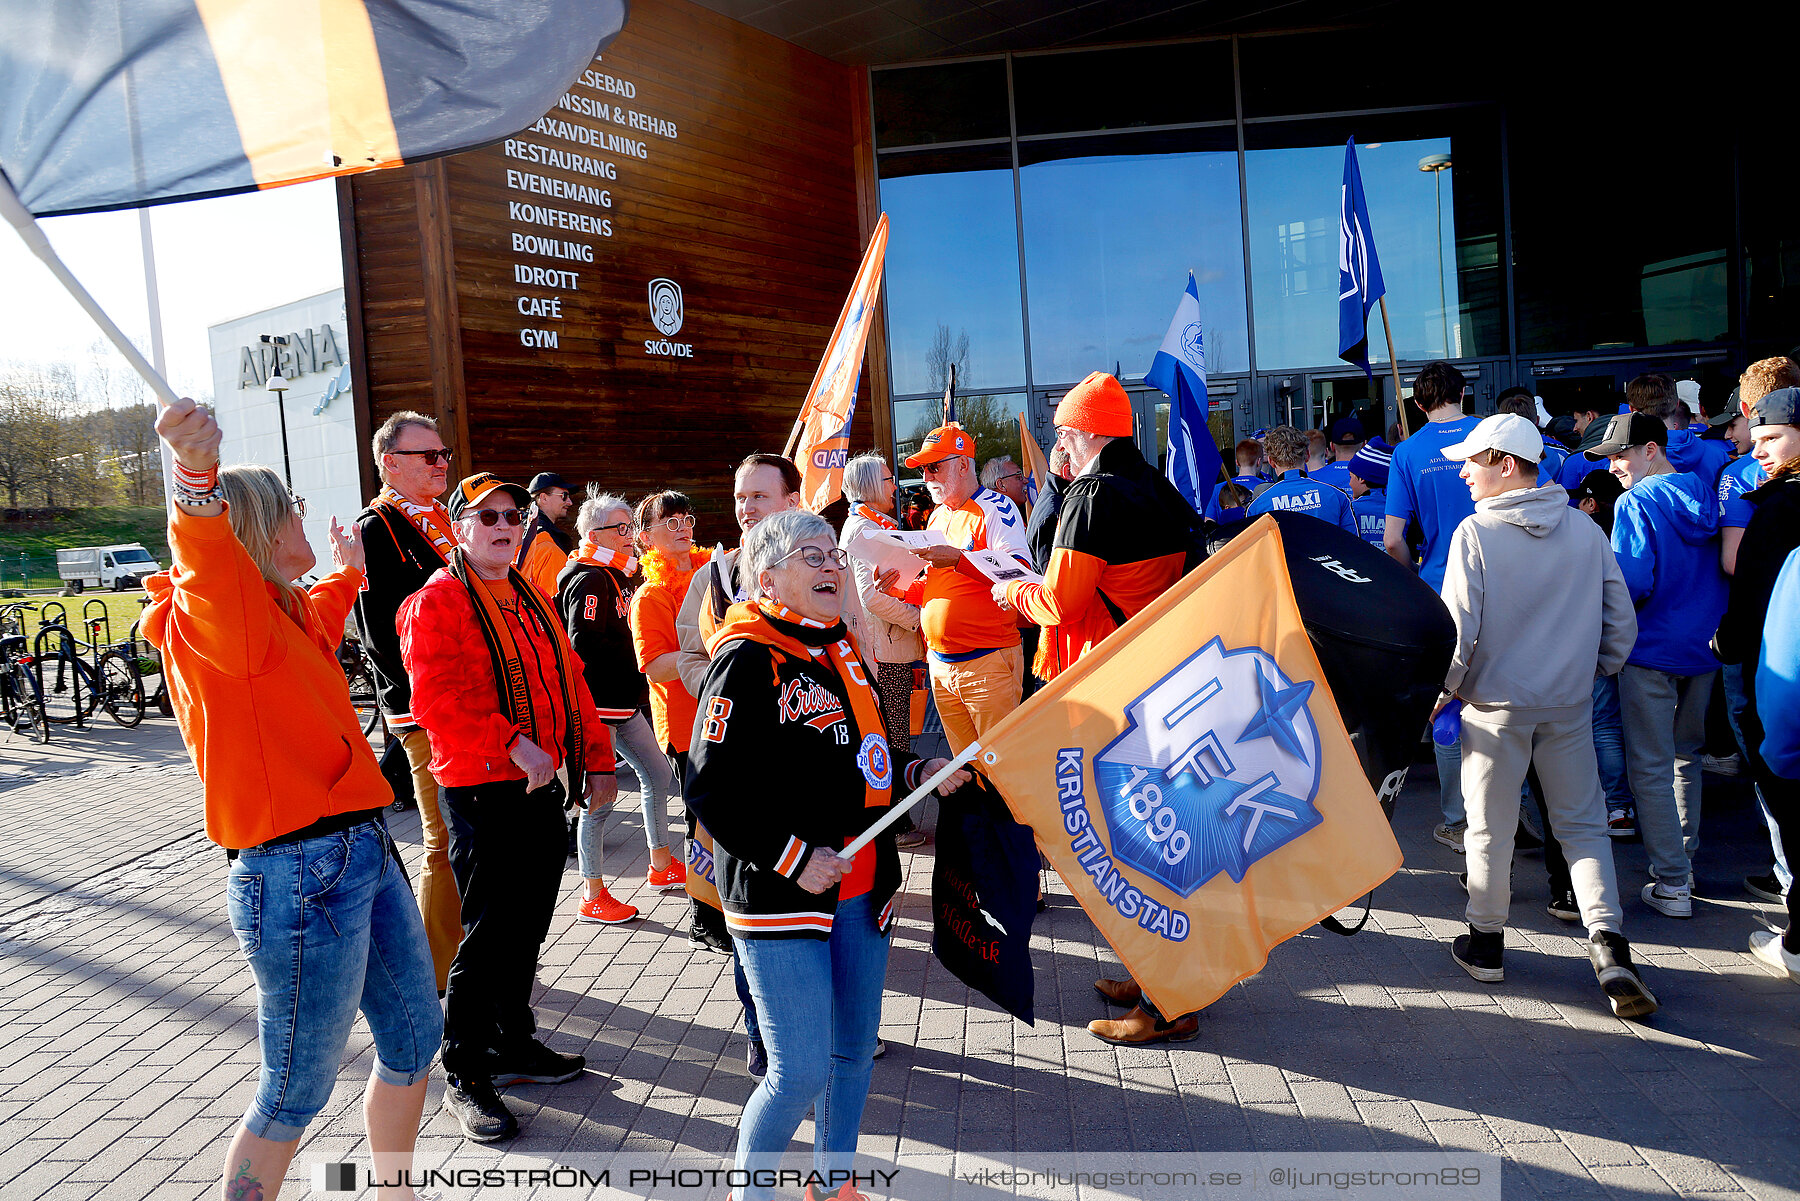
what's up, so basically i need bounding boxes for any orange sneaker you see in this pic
[647,860,687,891]
[576,888,639,924]
[803,1184,867,1201]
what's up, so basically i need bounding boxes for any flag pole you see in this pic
[841,739,984,858]
[1377,296,1410,439]
[0,174,178,408]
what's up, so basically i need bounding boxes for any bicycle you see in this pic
[30,603,146,729]
[0,601,50,743]
[129,596,174,719]
[337,631,384,742]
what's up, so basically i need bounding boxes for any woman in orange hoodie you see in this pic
[143,398,438,1201]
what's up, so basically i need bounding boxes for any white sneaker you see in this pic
[1748,930,1800,982]
[1433,823,1467,853]
[1641,880,1692,919]
[1701,753,1741,777]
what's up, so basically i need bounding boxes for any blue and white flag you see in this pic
[1337,138,1387,378]
[1144,272,1224,511]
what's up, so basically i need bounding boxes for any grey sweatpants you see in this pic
[1461,705,1622,935]
[1618,664,1713,885]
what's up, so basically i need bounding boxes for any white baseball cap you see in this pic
[1441,413,1544,463]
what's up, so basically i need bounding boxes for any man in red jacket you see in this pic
[399,473,613,1143]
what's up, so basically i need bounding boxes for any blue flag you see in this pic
[1337,138,1387,377]
[1145,272,1225,511]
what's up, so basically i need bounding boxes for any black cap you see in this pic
[1570,468,1624,507]
[1749,386,1800,430]
[527,471,572,495]
[449,472,533,520]
[1589,412,1668,456]
[1328,416,1366,445]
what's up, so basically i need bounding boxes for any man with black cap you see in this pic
[518,470,578,599]
[1594,411,1728,920]
[1434,414,1652,1017]
[399,472,613,1141]
[1310,416,1365,494]
[1554,397,1617,494]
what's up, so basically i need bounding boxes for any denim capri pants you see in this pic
[226,817,441,1141]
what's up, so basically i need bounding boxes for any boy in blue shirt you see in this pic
[1629,373,1731,494]
[1247,426,1358,535]
[1593,412,1728,920]
[1346,438,1392,545]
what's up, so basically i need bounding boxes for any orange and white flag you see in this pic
[973,517,1401,1019]
[793,214,889,512]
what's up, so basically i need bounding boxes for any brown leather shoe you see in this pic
[1088,1005,1200,1045]
[1093,977,1142,1006]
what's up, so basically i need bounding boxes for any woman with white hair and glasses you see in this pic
[687,509,967,1201]
[839,453,927,845]
[557,488,686,922]
[143,397,439,1199]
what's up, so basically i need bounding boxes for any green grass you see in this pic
[0,507,169,593]
[1,592,157,649]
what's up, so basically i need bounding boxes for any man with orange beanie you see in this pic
[894,423,1032,753]
[993,371,1205,1046]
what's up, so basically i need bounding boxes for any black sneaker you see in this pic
[488,1039,585,1085]
[1452,927,1504,982]
[1546,889,1581,922]
[444,1074,518,1142]
[690,922,732,955]
[1589,930,1658,1019]
[746,1038,767,1078]
[1745,873,1786,904]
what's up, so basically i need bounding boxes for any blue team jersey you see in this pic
[1351,488,1387,545]
[1557,447,1608,496]
[1719,455,1767,529]
[1539,441,1569,482]
[1248,470,1359,535]
[1384,415,1480,591]
[1310,460,1354,495]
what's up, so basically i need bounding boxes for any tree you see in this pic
[924,324,970,397]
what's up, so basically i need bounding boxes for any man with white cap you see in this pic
[1434,414,1654,1016]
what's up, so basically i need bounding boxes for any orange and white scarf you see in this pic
[568,542,638,576]
[376,485,455,560]
[855,503,898,531]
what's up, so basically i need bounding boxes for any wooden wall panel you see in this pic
[345,0,871,534]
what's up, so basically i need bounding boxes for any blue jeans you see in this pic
[1592,673,1632,812]
[731,894,887,1201]
[1434,738,1465,827]
[226,817,441,1141]
[578,711,676,875]
[1724,664,1791,889]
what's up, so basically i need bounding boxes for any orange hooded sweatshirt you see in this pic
[142,505,389,850]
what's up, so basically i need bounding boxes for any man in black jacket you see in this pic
[354,411,461,991]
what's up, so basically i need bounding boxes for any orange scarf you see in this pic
[376,485,455,560]
[856,503,898,531]
[570,542,638,575]
[708,599,892,808]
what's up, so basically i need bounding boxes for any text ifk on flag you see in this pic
[794,213,890,512]
[972,517,1402,1020]
[1337,137,1388,378]
[0,0,628,217]
[1144,271,1224,512]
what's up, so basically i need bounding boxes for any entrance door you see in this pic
[1526,355,1735,421]
[1304,372,1390,442]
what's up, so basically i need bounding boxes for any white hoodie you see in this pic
[1441,484,1637,721]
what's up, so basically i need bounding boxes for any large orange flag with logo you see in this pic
[973,516,1401,1019]
[789,214,889,512]
[1017,411,1051,516]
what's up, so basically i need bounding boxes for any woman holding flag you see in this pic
[686,509,966,1201]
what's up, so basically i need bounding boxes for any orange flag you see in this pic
[1017,411,1051,516]
[791,214,889,512]
[973,516,1401,1019]
[685,823,723,913]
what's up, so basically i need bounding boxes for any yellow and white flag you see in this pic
[974,517,1401,1019]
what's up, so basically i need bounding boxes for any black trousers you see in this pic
[439,777,567,1079]
[1738,684,1800,950]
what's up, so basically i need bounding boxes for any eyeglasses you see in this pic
[594,520,637,536]
[775,545,849,571]
[290,495,307,518]
[994,472,1023,484]
[463,507,524,527]
[652,515,696,533]
[390,448,453,466]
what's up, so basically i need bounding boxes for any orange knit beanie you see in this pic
[1054,372,1133,437]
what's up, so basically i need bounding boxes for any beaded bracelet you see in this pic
[172,461,218,490]
[173,480,224,508]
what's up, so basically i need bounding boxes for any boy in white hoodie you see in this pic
[1437,414,1656,1018]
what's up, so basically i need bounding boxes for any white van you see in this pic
[55,544,162,593]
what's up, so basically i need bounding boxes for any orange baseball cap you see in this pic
[904,423,977,468]
[449,472,531,519]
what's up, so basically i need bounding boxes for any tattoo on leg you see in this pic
[225,1157,264,1201]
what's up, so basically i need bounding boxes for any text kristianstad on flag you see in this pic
[974,517,1402,1019]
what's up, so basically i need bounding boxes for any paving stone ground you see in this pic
[2,714,1798,1200]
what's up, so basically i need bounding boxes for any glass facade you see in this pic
[872,33,1793,467]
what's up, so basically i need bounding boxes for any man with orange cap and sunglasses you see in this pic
[894,423,1033,754]
[993,371,1205,1045]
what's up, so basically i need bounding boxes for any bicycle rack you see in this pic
[38,601,68,628]
[32,623,86,726]
[82,601,112,668]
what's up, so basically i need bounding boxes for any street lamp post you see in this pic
[1418,153,1453,357]
[261,335,293,487]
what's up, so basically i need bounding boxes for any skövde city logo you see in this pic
[647,277,684,336]
[1094,637,1323,897]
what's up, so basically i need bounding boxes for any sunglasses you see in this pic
[776,545,849,570]
[290,495,307,518]
[462,507,524,527]
[390,448,454,466]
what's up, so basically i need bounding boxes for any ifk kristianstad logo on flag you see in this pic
[1094,638,1322,898]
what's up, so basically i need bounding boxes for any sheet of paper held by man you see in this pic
[961,547,1043,587]
[847,526,928,585]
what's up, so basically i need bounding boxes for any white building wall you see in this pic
[207,290,362,570]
